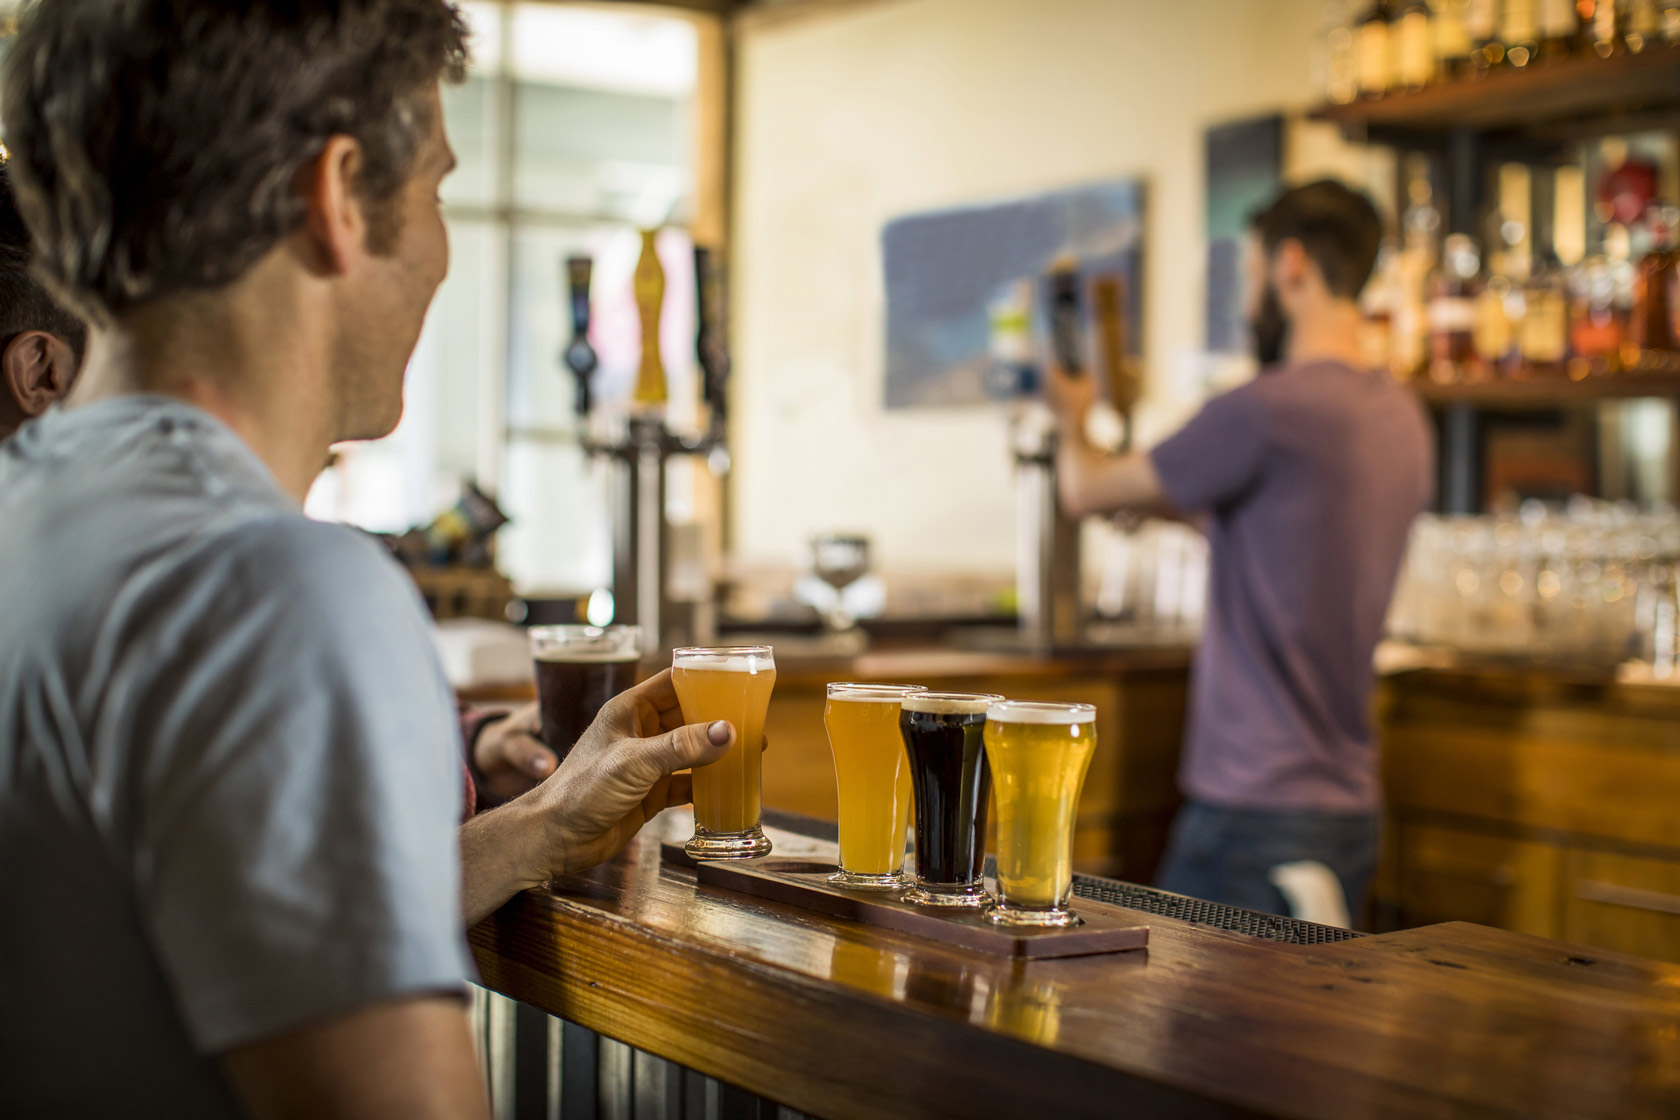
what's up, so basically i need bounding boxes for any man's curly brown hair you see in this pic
[1,0,470,323]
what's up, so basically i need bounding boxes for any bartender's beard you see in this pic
[1249,282,1290,370]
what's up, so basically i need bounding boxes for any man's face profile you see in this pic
[333,83,456,445]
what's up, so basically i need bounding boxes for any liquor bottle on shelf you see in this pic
[1392,264,1429,380]
[1428,234,1482,382]
[1393,169,1440,380]
[1611,253,1638,370]
[1361,241,1399,373]
[1520,246,1570,374]
[1502,0,1540,66]
[1358,0,1393,97]
[1661,0,1680,44]
[1569,251,1628,375]
[1581,0,1622,56]
[1467,0,1504,72]
[1474,252,1521,376]
[1394,0,1436,90]
[1632,204,1679,354]
[1325,0,1361,104]
[631,228,668,409]
[1624,0,1661,50]
[1538,0,1579,58]
[1432,0,1474,79]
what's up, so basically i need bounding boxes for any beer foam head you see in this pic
[901,691,1004,715]
[673,646,775,673]
[533,647,641,663]
[828,682,926,702]
[530,625,641,662]
[985,700,1097,725]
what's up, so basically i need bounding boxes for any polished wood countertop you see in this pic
[456,637,1194,704]
[766,643,1192,687]
[469,814,1680,1119]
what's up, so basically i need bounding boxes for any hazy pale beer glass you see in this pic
[672,646,776,859]
[529,625,642,762]
[983,701,1097,927]
[899,692,1005,907]
[824,683,926,890]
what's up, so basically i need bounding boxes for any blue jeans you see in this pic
[1154,799,1379,920]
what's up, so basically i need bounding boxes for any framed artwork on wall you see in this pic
[881,179,1145,409]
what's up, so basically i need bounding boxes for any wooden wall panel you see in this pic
[1564,849,1680,963]
[1395,822,1563,939]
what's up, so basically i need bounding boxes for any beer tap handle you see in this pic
[694,245,731,428]
[562,255,599,420]
[1091,273,1140,454]
[1045,260,1085,377]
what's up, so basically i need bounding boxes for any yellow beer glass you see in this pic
[982,700,1097,927]
[672,646,776,860]
[824,683,926,890]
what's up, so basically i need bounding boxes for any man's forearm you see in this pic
[460,800,553,926]
[1056,434,1170,519]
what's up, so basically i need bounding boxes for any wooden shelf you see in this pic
[1310,43,1680,141]
[1410,363,1680,407]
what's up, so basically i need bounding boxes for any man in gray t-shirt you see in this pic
[0,3,733,1116]
[1049,181,1433,919]
[1,398,474,1116]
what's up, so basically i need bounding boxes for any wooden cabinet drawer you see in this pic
[1395,822,1561,938]
[1562,849,1680,965]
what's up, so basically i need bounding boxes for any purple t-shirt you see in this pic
[1150,361,1433,813]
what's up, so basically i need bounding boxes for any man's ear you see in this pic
[1271,238,1313,302]
[292,135,369,276]
[2,330,75,418]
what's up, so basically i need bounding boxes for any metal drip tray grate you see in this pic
[1068,874,1365,945]
[761,815,1365,946]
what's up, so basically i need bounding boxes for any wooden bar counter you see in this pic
[470,813,1680,1119]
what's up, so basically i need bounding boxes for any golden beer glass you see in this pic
[824,683,926,890]
[982,701,1098,927]
[672,646,776,860]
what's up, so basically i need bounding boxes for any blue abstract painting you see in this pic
[881,179,1145,409]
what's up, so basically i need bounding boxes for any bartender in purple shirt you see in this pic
[1047,180,1434,918]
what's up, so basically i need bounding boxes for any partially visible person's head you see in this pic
[0,160,85,441]
[1,0,469,441]
[1244,179,1382,367]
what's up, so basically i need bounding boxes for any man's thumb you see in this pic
[653,719,734,772]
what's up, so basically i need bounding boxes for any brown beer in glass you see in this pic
[529,625,642,762]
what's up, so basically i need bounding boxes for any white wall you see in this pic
[729,0,1382,577]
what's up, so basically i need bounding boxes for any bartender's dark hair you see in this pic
[0,0,470,323]
[0,161,85,359]
[1249,179,1383,300]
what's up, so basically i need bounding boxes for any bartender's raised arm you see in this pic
[1045,363,1172,519]
[1047,364,1267,522]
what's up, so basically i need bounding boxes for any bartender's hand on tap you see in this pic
[459,669,734,925]
[1044,361,1097,442]
[1042,361,1171,520]
[473,702,557,802]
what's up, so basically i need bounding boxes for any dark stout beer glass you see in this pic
[898,692,1004,907]
[529,625,643,762]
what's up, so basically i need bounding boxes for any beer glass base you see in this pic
[903,883,989,908]
[984,902,1082,928]
[685,825,773,861]
[828,868,907,891]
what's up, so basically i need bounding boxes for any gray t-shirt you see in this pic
[1151,361,1433,814]
[0,397,472,1117]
